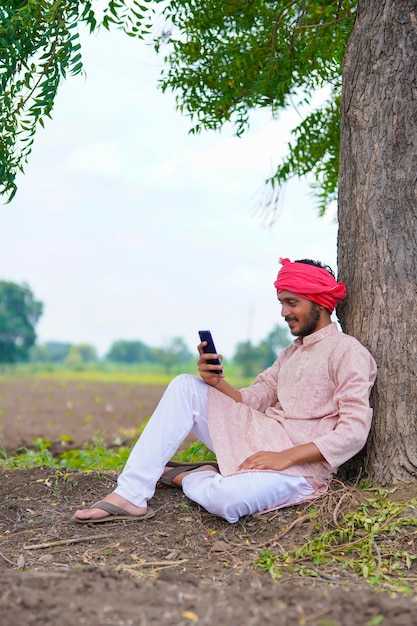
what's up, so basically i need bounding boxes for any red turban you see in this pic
[274,258,346,313]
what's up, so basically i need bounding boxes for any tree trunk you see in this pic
[337,0,417,484]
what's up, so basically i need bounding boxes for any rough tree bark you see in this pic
[337,0,417,484]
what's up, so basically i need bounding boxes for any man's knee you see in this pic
[202,479,247,523]
[167,373,192,388]
[163,374,194,400]
[167,373,200,392]
[184,474,243,519]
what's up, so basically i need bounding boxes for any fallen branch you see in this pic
[128,558,189,567]
[0,551,17,566]
[23,533,112,550]
[115,559,189,575]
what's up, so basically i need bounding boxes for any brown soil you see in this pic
[0,377,167,453]
[1,377,417,625]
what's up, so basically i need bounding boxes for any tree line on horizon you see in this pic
[0,280,290,374]
[29,323,291,376]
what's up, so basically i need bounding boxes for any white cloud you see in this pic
[145,158,177,182]
[68,142,124,177]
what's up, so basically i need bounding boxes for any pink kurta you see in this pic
[207,323,377,492]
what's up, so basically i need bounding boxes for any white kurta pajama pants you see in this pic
[115,374,314,523]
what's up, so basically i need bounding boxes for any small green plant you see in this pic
[0,437,56,469]
[59,434,131,471]
[174,441,217,463]
[257,550,277,572]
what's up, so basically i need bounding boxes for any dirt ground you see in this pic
[1,377,417,625]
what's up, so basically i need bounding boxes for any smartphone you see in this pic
[198,330,223,374]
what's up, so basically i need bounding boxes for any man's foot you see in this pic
[73,492,148,522]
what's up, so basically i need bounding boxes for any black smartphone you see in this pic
[198,330,223,374]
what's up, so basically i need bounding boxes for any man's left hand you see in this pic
[239,443,324,471]
[239,451,294,472]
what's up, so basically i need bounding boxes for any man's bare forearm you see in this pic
[239,443,324,471]
[212,378,242,403]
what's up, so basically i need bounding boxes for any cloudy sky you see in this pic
[0,26,338,359]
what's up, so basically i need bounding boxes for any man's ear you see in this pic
[319,305,331,316]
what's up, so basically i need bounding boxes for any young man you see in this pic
[73,258,377,525]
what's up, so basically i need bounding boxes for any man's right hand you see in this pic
[197,343,243,403]
[197,341,224,387]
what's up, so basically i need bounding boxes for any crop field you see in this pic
[0,371,170,457]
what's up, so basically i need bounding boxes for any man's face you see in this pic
[278,290,322,337]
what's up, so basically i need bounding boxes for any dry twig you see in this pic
[23,533,112,550]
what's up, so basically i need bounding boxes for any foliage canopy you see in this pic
[0,281,43,363]
[233,324,290,377]
[1,1,357,210]
[0,0,159,202]
[156,0,357,213]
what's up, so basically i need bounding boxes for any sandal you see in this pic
[160,461,219,488]
[71,501,155,524]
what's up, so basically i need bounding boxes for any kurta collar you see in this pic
[294,321,338,347]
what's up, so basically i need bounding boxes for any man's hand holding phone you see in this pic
[198,330,224,387]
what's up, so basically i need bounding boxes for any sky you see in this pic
[0,26,338,359]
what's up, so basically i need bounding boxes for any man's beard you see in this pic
[288,303,321,337]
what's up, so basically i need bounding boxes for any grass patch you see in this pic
[0,362,253,388]
[59,439,132,471]
[0,438,57,469]
[256,483,417,594]
[0,432,216,472]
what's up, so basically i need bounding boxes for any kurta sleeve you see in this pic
[312,341,377,470]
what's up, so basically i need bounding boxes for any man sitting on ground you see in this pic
[73,257,377,525]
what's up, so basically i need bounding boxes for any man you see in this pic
[73,258,377,525]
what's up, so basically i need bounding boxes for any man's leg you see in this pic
[115,374,212,505]
[181,469,315,524]
[73,374,212,520]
